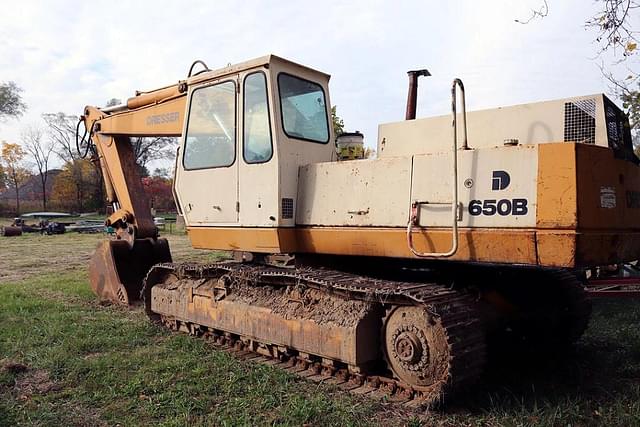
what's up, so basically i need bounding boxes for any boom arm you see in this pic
[82,85,186,241]
[82,79,191,304]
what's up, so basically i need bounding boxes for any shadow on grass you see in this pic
[441,299,640,426]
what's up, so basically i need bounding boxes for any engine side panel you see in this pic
[297,146,539,229]
[412,146,538,228]
[296,157,412,226]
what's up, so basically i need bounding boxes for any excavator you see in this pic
[80,55,640,406]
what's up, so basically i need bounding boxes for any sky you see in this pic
[0,0,638,169]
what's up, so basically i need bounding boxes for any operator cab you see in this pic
[174,55,335,230]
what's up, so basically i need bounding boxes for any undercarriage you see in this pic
[140,259,590,407]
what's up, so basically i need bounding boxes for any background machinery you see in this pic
[80,55,640,405]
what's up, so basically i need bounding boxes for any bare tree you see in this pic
[21,125,55,211]
[517,1,640,135]
[586,1,640,141]
[42,112,84,162]
[132,137,177,174]
[586,0,639,58]
[42,112,100,212]
[517,1,637,55]
[515,0,549,24]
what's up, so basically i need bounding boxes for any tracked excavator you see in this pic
[80,55,640,405]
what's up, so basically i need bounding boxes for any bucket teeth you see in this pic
[88,238,171,305]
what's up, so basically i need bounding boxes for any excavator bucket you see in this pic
[89,238,172,305]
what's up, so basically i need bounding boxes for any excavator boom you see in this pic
[82,76,188,304]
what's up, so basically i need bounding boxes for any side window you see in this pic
[183,81,236,170]
[278,73,329,144]
[243,72,273,163]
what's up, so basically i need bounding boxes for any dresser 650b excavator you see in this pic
[81,55,640,406]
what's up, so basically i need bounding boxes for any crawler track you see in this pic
[143,262,487,407]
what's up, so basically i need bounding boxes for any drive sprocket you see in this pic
[383,306,450,391]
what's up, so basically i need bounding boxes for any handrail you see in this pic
[452,78,470,150]
[406,78,467,258]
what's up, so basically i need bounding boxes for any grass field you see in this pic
[0,232,639,426]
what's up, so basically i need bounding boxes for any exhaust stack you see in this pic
[405,69,431,120]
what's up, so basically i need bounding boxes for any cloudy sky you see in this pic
[0,0,637,164]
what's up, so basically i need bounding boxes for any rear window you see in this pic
[278,73,329,143]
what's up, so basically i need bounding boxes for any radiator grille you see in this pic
[281,198,294,219]
[606,104,625,151]
[564,99,596,144]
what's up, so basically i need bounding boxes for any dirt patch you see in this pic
[15,369,59,398]
[1,360,60,399]
[1,360,28,374]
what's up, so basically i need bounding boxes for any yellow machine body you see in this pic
[80,54,636,405]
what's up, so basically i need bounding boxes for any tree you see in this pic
[515,1,549,24]
[0,164,7,214]
[1,142,31,214]
[0,81,27,120]
[105,98,121,107]
[0,164,6,191]
[518,1,640,136]
[586,0,639,58]
[519,1,638,62]
[42,112,83,162]
[42,112,105,212]
[331,105,345,139]
[21,125,55,211]
[132,136,177,171]
[52,159,102,212]
[152,167,172,179]
[590,1,640,137]
[142,174,175,212]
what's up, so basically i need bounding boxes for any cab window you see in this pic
[243,72,273,163]
[278,73,329,143]
[183,81,236,170]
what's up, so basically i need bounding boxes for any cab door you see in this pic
[175,79,239,225]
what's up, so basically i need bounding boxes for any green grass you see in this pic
[441,299,640,427]
[0,271,377,426]
[0,233,639,426]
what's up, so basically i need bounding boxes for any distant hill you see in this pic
[0,169,62,201]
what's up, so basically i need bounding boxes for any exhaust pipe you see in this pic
[405,69,431,120]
